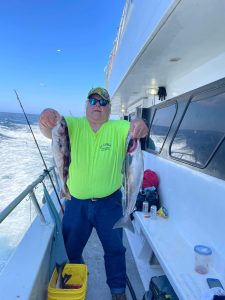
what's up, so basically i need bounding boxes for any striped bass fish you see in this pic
[52,117,71,200]
[113,134,144,232]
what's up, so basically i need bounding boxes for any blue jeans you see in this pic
[62,189,126,294]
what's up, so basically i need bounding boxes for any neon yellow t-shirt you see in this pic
[65,117,130,199]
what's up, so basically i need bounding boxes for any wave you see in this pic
[0,112,39,132]
[0,112,52,273]
[0,133,15,140]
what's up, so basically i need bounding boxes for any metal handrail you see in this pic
[105,0,130,83]
[0,166,56,224]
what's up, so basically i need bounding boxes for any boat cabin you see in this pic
[106,0,225,299]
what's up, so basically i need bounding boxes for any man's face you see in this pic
[86,93,111,124]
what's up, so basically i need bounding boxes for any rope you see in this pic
[126,274,137,300]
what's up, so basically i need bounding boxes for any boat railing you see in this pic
[0,166,60,225]
[105,0,130,83]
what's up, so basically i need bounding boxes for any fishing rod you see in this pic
[14,90,64,214]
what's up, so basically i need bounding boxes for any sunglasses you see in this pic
[88,98,109,107]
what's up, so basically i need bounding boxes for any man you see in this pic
[39,87,148,300]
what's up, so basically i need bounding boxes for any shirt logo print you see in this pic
[100,143,111,151]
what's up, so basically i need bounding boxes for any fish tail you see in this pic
[60,187,71,200]
[113,216,135,233]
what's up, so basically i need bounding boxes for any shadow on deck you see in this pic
[83,229,145,300]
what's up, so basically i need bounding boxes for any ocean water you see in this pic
[0,112,53,272]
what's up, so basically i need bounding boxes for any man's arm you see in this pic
[39,108,61,139]
[130,119,149,139]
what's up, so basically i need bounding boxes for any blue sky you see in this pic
[0,1,125,115]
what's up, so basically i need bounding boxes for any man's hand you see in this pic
[130,119,149,139]
[39,108,61,128]
[39,108,61,139]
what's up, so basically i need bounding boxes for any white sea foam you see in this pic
[0,112,53,272]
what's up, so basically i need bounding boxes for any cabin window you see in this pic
[128,111,136,121]
[170,90,225,167]
[148,104,176,152]
[136,106,142,119]
[208,137,225,180]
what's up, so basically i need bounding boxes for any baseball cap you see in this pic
[87,87,110,102]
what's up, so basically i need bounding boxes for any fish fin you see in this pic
[56,262,67,289]
[55,267,63,289]
[121,158,125,174]
[60,189,71,200]
[113,216,135,233]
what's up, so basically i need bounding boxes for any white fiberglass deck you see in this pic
[84,228,145,300]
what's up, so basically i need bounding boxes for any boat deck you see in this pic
[83,228,145,300]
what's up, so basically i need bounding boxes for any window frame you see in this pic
[169,87,225,168]
[147,101,178,154]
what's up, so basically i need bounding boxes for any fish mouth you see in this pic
[127,139,138,153]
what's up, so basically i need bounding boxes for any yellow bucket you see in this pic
[48,264,88,300]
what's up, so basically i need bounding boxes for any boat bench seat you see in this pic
[126,154,225,299]
[132,211,222,299]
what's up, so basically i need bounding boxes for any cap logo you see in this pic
[88,87,110,102]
